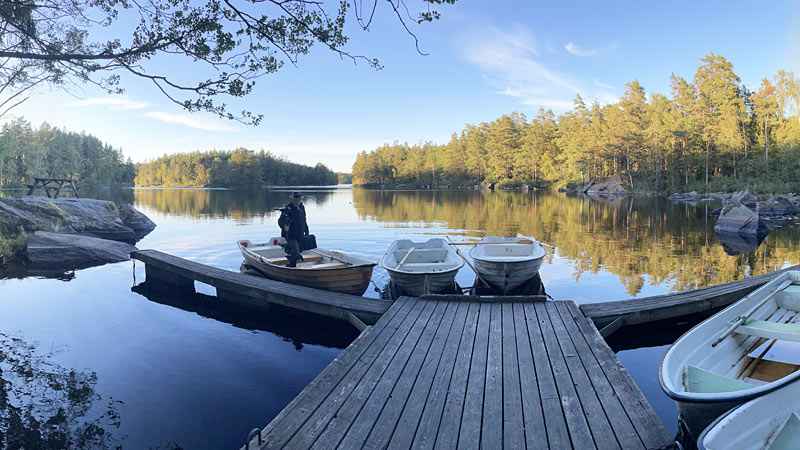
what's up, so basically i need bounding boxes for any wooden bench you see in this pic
[265,254,324,266]
[26,178,79,199]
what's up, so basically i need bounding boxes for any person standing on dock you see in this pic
[278,192,310,267]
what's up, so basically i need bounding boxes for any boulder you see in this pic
[0,197,155,243]
[26,231,137,271]
[713,203,768,237]
[119,204,156,239]
[714,231,765,256]
[579,175,627,195]
[726,190,760,208]
[668,191,701,204]
[756,195,798,216]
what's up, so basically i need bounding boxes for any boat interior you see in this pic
[240,240,362,270]
[686,284,800,393]
[471,236,546,262]
[386,239,461,273]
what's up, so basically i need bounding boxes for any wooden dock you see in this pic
[580,265,800,337]
[245,296,671,450]
[130,249,392,327]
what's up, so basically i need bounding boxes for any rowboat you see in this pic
[467,236,547,294]
[698,378,800,450]
[660,270,800,438]
[238,238,377,295]
[380,238,464,296]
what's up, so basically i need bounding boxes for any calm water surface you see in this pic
[2,187,799,447]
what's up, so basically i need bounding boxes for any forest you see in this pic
[134,149,339,187]
[352,53,800,193]
[0,119,136,187]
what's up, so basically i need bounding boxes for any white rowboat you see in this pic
[660,270,800,438]
[238,238,377,295]
[468,236,546,295]
[698,378,800,450]
[381,238,464,296]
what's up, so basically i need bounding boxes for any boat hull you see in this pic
[472,258,543,295]
[676,398,742,440]
[240,244,375,296]
[384,267,459,296]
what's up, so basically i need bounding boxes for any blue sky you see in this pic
[6,1,800,172]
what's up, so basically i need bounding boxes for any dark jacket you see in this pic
[278,202,308,240]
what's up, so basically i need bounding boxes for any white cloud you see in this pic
[565,42,599,57]
[143,111,239,132]
[461,25,618,112]
[68,96,150,110]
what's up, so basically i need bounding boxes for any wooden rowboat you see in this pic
[468,236,546,295]
[698,378,800,450]
[238,238,377,296]
[380,238,463,296]
[660,270,800,438]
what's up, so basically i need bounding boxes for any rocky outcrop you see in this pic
[756,195,798,216]
[26,231,137,271]
[726,189,760,208]
[713,203,768,237]
[0,197,154,243]
[668,191,701,203]
[119,204,156,240]
[578,175,627,195]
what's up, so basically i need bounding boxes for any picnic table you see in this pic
[26,178,79,199]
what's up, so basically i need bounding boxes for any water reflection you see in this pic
[131,281,358,349]
[131,188,336,219]
[351,189,800,296]
[0,332,123,449]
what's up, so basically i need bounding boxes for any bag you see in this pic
[302,234,317,251]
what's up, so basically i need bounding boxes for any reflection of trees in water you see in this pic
[0,332,122,449]
[132,188,336,220]
[352,189,800,296]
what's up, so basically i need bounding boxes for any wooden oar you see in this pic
[448,239,533,246]
[396,247,416,269]
[516,232,555,249]
[711,279,794,347]
[446,236,493,291]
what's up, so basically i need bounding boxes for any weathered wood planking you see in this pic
[246,297,671,450]
[130,249,392,325]
[580,264,800,331]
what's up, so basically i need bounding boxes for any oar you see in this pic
[516,232,555,250]
[711,279,794,347]
[448,239,533,246]
[446,236,493,292]
[396,247,416,269]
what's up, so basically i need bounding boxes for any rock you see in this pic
[26,231,137,271]
[713,203,768,237]
[726,190,760,208]
[119,204,156,239]
[668,191,701,203]
[579,175,627,195]
[756,195,798,216]
[0,197,155,244]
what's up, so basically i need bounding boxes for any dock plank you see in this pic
[251,298,671,450]
[535,302,596,449]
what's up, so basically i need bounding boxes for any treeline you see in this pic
[353,53,800,193]
[0,119,135,187]
[134,149,339,187]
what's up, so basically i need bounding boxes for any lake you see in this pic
[1,187,799,448]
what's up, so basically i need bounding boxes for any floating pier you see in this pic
[580,265,800,337]
[244,296,671,450]
[130,249,392,328]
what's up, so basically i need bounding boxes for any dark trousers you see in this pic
[286,238,302,267]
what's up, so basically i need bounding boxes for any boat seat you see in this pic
[393,248,448,264]
[768,411,800,450]
[684,365,754,393]
[264,254,323,265]
[296,262,349,270]
[732,319,800,342]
